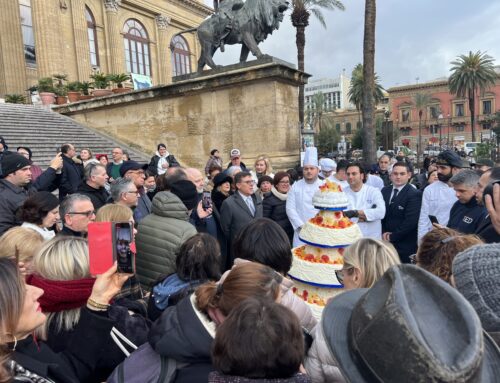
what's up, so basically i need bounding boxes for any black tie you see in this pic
[390,188,399,204]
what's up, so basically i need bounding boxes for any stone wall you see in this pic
[56,58,309,170]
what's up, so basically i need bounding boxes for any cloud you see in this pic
[202,0,500,88]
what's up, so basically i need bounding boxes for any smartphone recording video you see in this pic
[115,223,134,274]
[202,191,212,210]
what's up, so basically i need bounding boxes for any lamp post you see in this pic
[438,114,443,151]
[447,113,451,150]
[384,109,391,151]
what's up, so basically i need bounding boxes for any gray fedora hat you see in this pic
[322,264,500,382]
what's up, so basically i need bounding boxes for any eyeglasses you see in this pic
[242,180,255,185]
[278,180,290,185]
[68,210,95,217]
[335,266,354,285]
[126,190,139,195]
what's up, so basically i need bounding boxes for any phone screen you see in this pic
[202,191,212,210]
[429,215,439,225]
[115,223,134,274]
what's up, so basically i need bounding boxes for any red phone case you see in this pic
[88,222,114,275]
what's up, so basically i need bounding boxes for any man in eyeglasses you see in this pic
[120,160,152,224]
[58,194,95,237]
[220,171,263,264]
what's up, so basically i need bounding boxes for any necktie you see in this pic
[390,188,399,204]
[246,197,255,216]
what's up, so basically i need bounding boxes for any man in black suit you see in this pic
[382,162,422,263]
[220,171,263,266]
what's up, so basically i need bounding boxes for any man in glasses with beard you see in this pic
[417,150,463,242]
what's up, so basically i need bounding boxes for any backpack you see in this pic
[107,342,187,383]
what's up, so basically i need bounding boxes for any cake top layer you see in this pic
[313,179,349,209]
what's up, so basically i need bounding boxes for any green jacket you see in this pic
[135,191,197,290]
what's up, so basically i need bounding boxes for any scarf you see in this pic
[271,186,287,201]
[152,273,193,310]
[26,274,95,312]
[208,372,311,383]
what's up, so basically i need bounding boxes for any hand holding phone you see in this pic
[115,223,135,274]
[429,215,439,225]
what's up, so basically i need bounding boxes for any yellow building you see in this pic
[0,0,212,97]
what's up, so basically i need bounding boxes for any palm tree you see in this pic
[348,63,385,125]
[362,0,376,163]
[449,51,497,142]
[414,92,431,165]
[291,0,345,128]
[309,91,329,132]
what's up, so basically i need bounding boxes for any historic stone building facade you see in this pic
[0,0,212,97]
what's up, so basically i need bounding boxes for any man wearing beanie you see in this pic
[0,152,63,236]
[418,150,462,242]
[452,243,500,346]
[135,180,197,288]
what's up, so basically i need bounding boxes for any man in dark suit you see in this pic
[382,162,422,263]
[59,143,83,201]
[220,171,263,267]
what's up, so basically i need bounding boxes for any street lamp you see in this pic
[447,113,451,150]
[384,109,391,150]
[438,114,443,151]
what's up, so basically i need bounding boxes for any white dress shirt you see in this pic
[344,184,386,239]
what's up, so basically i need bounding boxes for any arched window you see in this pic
[19,0,36,65]
[346,122,352,134]
[171,35,191,76]
[335,123,341,133]
[123,19,151,76]
[85,6,99,67]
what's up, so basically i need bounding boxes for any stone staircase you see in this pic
[0,103,150,169]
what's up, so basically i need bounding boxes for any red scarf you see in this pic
[26,274,95,312]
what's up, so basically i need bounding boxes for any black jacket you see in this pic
[59,155,83,200]
[147,154,180,176]
[262,190,293,244]
[11,308,113,383]
[448,198,488,234]
[0,168,59,236]
[475,215,500,243]
[149,295,215,383]
[77,182,109,211]
[382,184,422,263]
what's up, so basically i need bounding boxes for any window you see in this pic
[401,109,410,122]
[171,35,191,76]
[483,123,492,130]
[346,122,352,134]
[429,125,439,134]
[85,7,99,67]
[123,19,151,76]
[357,121,362,130]
[335,123,341,133]
[455,124,465,132]
[455,103,464,117]
[19,0,35,65]
[429,105,440,119]
[483,100,492,115]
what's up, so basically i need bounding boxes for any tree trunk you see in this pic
[469,91,476,142]
[296,25,306,127]
[362,0,376,163]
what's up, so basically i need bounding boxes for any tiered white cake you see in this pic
[288,180,362,319]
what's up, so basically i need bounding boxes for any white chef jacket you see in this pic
[329,175,349,190]
[286,178,323,247]
[344,184,386,239]
[418,180,457,242]
[366,174,384,190]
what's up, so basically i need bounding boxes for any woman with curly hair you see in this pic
[415,226,483,284]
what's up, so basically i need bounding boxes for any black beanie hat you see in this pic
[17,146,33,160]
[257,175,274,188]
[170,180,199,210]
[0,153,31,178]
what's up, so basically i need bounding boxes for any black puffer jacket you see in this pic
[77,182,109,211]
[262,187,293,243]
[149,294,215,383]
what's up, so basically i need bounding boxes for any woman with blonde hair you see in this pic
[304,238,401,383]
[80,148,99,168]
[96,204,134,224]
[251,154,274,184]
[0,227,44,275]
[27,237,150,382]
[415,227,483,284]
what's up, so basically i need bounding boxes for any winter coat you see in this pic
[262,187,293,244]
[448,198,488,235]
[147,153,180,176]
[304,323,345,383]
[45,305,150,383]
[133,190,152,224]
[59,155,83,200]
[205,155,223,175]
[0,168,58,236]
[220,259,317,332]
[208,372,311,383]
[77,182,109,211]
[10,308,114,383]
[135,191,197,290]
[212,189,230,212]
[149,294,216,383]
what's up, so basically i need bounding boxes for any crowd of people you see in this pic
[0,136,499,382]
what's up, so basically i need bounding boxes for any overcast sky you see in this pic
[202,0,500,89]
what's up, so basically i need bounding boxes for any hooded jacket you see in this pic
[148,294,216,383]
[135,191,197,289]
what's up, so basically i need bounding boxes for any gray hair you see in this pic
[59,194,92,223]
[450,169,480,188]
[110,177,134,202]
[84,163,106,181]
[227,166,242,177]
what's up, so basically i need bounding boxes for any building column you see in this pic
[32,0,63,77]
[0,0,27,95]
[104,0,123,74]
[71,0,92,80]
[155,15,171,85]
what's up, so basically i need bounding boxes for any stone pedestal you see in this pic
[56,57,310,170]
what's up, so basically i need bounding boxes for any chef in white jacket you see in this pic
[344,162,386,239]
[286,147,323,247]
